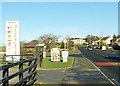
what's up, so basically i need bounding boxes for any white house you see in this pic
[101,36,113,45]
[92,38,101,45]
[116,38,120,46]
[70,38,86,45]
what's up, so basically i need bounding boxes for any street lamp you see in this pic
[62,38,69,62]
[63,39,67,50]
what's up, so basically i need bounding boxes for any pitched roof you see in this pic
[23,40,39,48]
[94,38,100,41]
[70,38,80,40]
[101,36,110,40]
[112,37,118,41]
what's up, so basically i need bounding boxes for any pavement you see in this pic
[36,52,114,85]
[2,49,116,85]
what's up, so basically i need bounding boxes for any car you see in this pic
[88,48,92,50]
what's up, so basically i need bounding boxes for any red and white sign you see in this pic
[6,21,20,62]
[51,48,60,61]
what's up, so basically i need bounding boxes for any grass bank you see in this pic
[40,57,74,69]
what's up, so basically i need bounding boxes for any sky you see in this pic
[1,0,120,2]
[0,2,118,45]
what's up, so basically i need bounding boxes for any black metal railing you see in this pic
[0,53,43,86]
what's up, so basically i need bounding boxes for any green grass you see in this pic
[0,59,29,69]
[12,63,28,68]
[40,57,74,69]
[0,58,6,66]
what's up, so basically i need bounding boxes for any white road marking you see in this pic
[85,57,116,86]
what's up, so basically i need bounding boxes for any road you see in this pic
[79,46,120,86]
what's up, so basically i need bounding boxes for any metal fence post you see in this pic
[1,55,38,86]
[19,62,23,82]
[31,59,37,80]
[2,68,9,86]
[28,60,32,81]
[39,53,43,67]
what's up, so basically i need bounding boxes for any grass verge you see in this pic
[40,57,74,69]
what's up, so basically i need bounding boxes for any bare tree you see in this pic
[37,34,60,51]
[85,35,99,44]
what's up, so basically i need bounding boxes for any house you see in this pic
[49,40,60,49]
[92,38,101,46]
[23,40,39,54]
[116,38,120,46]
[70,38,86,45]
[111,37,118,45]
[100,36,113,46]
[92,36,113,48]
[112,37,120,50]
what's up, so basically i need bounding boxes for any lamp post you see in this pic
[63,39,67,50]
[44,46,46,52]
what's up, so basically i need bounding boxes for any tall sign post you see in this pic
[6,21,20,62]
[62,39,68,62]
